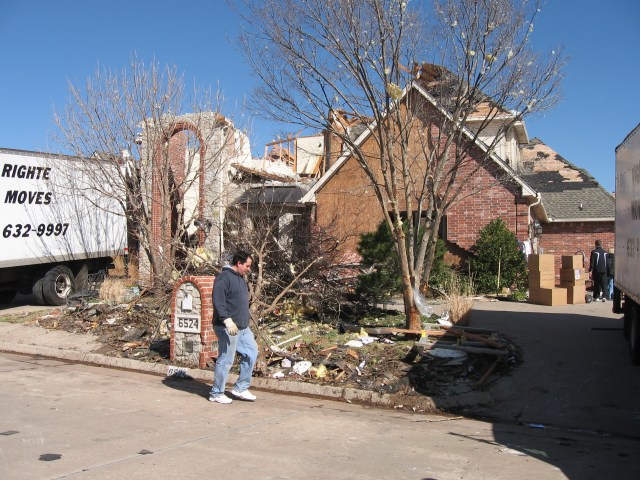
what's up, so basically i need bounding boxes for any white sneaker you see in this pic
[209,394,233,404]
[231,389,256,401]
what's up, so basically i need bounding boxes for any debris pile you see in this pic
[28,299,520,398]
[33,301,170,362]
[258,316,520,397]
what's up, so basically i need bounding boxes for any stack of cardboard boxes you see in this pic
[528,254,587,306]
[559,255,586,304]
[528,254,567,306]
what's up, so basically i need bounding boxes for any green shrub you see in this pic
[356,220,449,300]
[356,222,402,301]
[468,218,527,294]
[426,238,450,288]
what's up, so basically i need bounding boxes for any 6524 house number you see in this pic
[175,315,200,333]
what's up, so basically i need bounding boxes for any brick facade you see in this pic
[314,128,614,268]
[538,221,615,273]
[445,161,530,251]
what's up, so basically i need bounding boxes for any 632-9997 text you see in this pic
[2,223,70,238]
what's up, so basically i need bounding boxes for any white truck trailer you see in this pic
[613,124,640,364]
[0,148,126,305]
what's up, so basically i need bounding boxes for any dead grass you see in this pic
[0,310,51,324]
[99,277,131,304]
[442,272,475,326]
[109,256,139,281]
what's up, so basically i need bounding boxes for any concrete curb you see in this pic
[0,340,444,413]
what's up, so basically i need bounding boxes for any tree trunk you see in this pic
[396,230,422,330]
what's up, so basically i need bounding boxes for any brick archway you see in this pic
[150,122,207,284]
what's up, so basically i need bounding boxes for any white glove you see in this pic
[223,318,238,336]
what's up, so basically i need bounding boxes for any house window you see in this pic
[438,215,448,240]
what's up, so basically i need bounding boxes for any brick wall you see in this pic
[539,221,615,272]
[170,275,216,368]
[446,160,527,251]
[150,130,188,282]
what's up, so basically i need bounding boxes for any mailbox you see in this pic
[170,276,217,368]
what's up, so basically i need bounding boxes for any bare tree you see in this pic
[235,0,565,329]
[53,58,245,289]
[223,184,345,322]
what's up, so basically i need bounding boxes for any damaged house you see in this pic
[139,67,613,287]
[293,65,614,276]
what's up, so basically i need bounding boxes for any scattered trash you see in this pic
[120,327,146,342]
[528,423,545,429]
[30,293,520,400]
[414,289,434,317]
[292,361,312,375]
[314,364,328,378]
[436,312,452,327]
[425,348,468,359]
[275,334,302,348]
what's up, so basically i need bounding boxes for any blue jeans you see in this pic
[608,277,614,300]
[210,326,258,396]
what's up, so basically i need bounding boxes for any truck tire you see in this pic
[32,277,46,305]
[629,305,640,366]
[42,266,75,306]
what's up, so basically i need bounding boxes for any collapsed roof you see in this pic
[521,138,614,222]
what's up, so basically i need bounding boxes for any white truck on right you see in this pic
[613,122,640,364]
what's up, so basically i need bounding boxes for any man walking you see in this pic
[589,240,608,302]
[210,251,258,404]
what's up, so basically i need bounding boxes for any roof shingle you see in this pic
[520,138,614,220]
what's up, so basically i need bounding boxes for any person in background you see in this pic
[606,247,615,300]
[209,250,258,404]
[589,240,608,302]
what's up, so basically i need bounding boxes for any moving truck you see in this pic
[613,124,640,364]
[0,148,126,305]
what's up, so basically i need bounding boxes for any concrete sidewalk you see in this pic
[2,298,639,438]
[0,318,438,413]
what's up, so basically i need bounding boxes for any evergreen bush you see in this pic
[468,218,527,294]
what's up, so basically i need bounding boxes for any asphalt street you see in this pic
[1,351,639,480]
[1,296,640,479]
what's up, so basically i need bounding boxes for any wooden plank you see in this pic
[414,342,509,356]
[339,323,506,349]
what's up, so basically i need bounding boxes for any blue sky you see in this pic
[1,0,638,193]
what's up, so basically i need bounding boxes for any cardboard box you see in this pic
[529,287,567,306]
[559,268,586,286]
[561,255,584,269]
[528,254,555,271]
[566,285,586,304]
[529,270,556,289]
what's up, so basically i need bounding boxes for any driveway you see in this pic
[451,299,640,438]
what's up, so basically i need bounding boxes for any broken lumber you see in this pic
[473,357,502,389]
[413,342,509,357]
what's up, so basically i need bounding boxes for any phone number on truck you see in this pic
[2,223,70,238]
